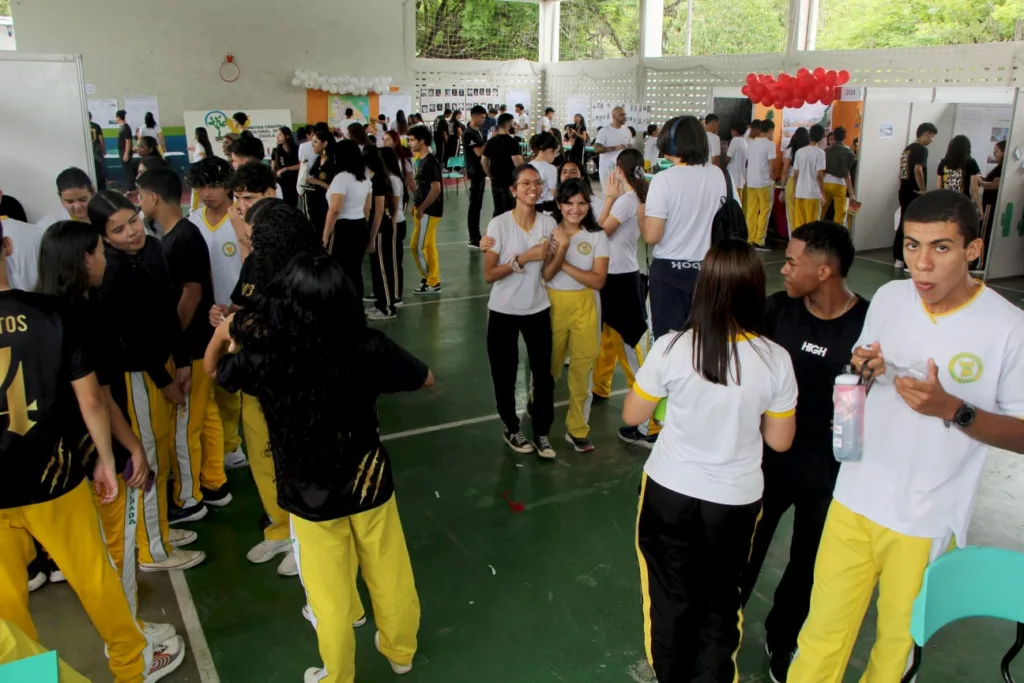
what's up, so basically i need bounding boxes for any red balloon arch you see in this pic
[742,68,851,109]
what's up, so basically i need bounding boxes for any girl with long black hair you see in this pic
[392,109,409,136]
[304,129,337,234]
[368,146,408,318]
[206,248,433,683]
[782,127,809,232]
[936,134,983,209]
[272,126,301,207]
[322,140,372,297]
[363,148,397,319]
[624,239,797,683]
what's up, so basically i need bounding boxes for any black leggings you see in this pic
[369,218,398,315]
[330,218,369,301]
[395,220,407,299]
[486,309,553,436]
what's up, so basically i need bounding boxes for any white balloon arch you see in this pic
[292,69,394,96]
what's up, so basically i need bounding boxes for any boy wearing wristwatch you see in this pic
[789,189,1024,683]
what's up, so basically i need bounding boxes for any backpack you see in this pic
[711,165,748,244]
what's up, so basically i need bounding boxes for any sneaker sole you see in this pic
[375,632,412,675]
[224,460,249,470]
[563,433,593,453]
[140,552,206,573]
[145,640,187,682]
[617,432,656,450]
[395,301,405,308]
[413,289,441,295]
[27,573,47,592]
[203,493,233,508]
[368,314,397,321]
[169,533,197,548]
[535,442,556,459]
[169,506,208,525]
[503,436,534,454]
[247,544,292,565]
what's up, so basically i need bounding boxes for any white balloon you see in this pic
[292,78,301,87]
[304,80,314,89]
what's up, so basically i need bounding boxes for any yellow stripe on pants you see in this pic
[744,186,773,246]
[822,182,848,227]
[125,369,175,564]
[0,482,150,682]
[0,618,91,682]
[242,392,290,542]
[214,384,242,453]
[635,473,654,668]
[792,198,822,230]
[410,211,441,287]
[292,495,420,683]
[549,288,601,439]
[789,501,945,683]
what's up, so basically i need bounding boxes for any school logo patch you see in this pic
[577,241,592,256]
[223,242,238,258]
[948,353,983,384]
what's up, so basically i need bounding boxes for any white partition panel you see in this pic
[987,90,1024,280]
[852,96,911,252]
[0,53,93,223]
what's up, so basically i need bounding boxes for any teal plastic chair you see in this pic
[443,155,465,195]
[0,651,59,682]
[901,546,1024,683]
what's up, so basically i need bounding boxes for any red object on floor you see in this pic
[500,491,525,513]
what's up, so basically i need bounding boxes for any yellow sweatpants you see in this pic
[792,198,822,230]
[822,182,848,227]
[214,384,242,454]
[242,392,290,542]
[0,618,90,682]
[0,482,150,683]
[784,177,796,235]
[172,359,226,508]
[411,211,441,288]
[592,325,661,436]
[125,370,175,564]
[789,501,945,683]
[292,495,420,683]
[94,475,141,617]
[549,289,601,439]
[744,186,773,246]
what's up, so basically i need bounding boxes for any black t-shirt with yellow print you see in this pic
[230,256,256,308]
[0,290,93,509]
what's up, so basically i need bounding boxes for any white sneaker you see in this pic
[144,635,186,682]
[304,668,326,683]
[49,569,66,584]
[301,604,367,628]
[374,631,412,674]
[140,549,206,573]
[276,550,298,576]
[168,528,197,548]
[27,571,46,592]
[246,539,291,564]
[143,621,177,643]
[223,446,248,470]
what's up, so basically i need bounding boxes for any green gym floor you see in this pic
[29,187,1024,682]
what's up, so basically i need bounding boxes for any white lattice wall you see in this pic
[413,59,544,117]
[545,58,641,127]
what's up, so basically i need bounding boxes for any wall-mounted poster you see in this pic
[184,109,292,159]
[88,98,119,129]
[417,85,504,117]
[328,95,371,129]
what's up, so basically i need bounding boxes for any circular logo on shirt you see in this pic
[223,242,238,257]
[948,353,983,384]
[577,241,592,256]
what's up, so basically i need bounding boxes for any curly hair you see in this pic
[230,252,369,484]
[247,200,323,291]
[186,156,232,189]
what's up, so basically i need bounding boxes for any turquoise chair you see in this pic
[901,546,1024,683]
[0,651,59,682]
[443,155,466,195]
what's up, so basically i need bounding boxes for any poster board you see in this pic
[125,95,159,133]
[88,98,119,128]
[954,104,1012,174]
[506,88,532,118]
[781,103,832,150]
[378,93,412,126]
[184,109,292,160]
[592,102,650,130]
[564,95,589,127]
[417,86,503,117]
[328,95,370,129]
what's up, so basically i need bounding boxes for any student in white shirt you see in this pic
[704,114,722,166]
[536,107,554,135]
[780,127,804,234]
[594,107,633,192]
[624,239,797,683]
[38,167,95,229]
[791,125,827,230]
[528,132,559,214]
[545,179,609,453]
[790,190,1024,683]
[138,112,166,154]
[642,115,727,339]
[514,104,530,137]
[482,165,558,458]
[336,109,357,138]
[556,160,601,218]
[643,125,660,171]
[723,121,748,205]
[745,119,778,250]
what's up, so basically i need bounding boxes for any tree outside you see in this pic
[0,0,11,16]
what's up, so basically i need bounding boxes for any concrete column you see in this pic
[642,0,663,59]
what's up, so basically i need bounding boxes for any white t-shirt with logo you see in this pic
[794,146,827,200]
[537,117,553,135]
[706,132,722,163]
[485,211,556,316]
[529,160,558,204]
[327,172,372,220]
[645,164,726,262]
[595,125,634,171]
[607,192,641,274]
[298,141,317,168]
[836,280,1024,545]
[726,137,748,190]
[548,229,609,291]
[636,332,798,505]
[746,138,777,189]
[189,207,241,307]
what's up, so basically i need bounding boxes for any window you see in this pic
[560,0,640,61]
[662,0,787,56]
[416,0,538,61]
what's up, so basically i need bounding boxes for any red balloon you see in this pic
[813,67,826,80]
[824,70,837,86]
[741,84,751,95]
[761,96,775,108]
[837,69,851,85]
[746,73,758,86]
[797,67,810,78]
[806,92,820,104]
[800,73,816,88]
[821,91,835,105]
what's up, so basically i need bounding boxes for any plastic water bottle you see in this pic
[832,367,865,463]
[653,398,667,426]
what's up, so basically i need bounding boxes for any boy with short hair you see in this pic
[791,124,827,229]
[408,127,443,295]
[745,119,778,251]
[38,167,95,228]
[822,127,857,227]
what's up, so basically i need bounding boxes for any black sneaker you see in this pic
[201,483,232,507]
[618,426,658,450]
[564,433,594,453]
[591,393,609,404]
[535,436,556,459]
[413,283,441,294]
[169,502,208,525]
[468,241,481,250]
[503,429,534,454]
[768,648,795,683]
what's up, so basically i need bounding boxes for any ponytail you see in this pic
[616,148,648,203]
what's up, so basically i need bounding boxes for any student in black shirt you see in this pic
[364,148,397,319]
[206,250,433,682]
[483,113,525,217]
[89,190,206,573]
[88,112,108,190]
[936,135,983,207]
[408,126,443,294]
[115,109,135,190]
[464,105,488,248]
[304,128,337,234]
[741,221,869,683]
[979,140,1005,267]
[894,122,936,265]
[139,169,228,523]
[0,218,186,680]
[272,126,301,207]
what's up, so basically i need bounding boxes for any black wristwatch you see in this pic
[945,402,976,429]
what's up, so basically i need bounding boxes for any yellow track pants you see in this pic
[411,212,441,288]
[125,370,174,564]
[792,198,822,230]
[242,393,290,542]
[744,186,773,246]
[214,384,242,454]
[549,289,601,439]
[172,359,226,508]
[822,182,848,227]
[592,324,661,435]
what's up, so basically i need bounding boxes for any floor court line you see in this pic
[398,293,490,307]
[169,569,221,683]
[381,388,630,442]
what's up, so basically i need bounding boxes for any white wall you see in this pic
[851,99,911,251]
[10,0,412,125]
[987,91,1024,279]
[908,102,954,184]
